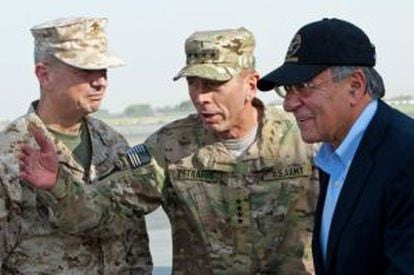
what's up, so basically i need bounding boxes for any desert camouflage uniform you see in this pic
[33,26,318,274]
[44,99,318,275]
[31,17,124,70]
[0,102,153,274]
[147,100,318,275]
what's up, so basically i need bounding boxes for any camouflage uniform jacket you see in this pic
[0,102,153,274]
[144,103,318,275]
[41,101,318,275]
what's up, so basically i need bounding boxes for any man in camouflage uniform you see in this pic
[0,17,154,274]
[20,27,318,274]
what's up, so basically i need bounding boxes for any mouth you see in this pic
[88,93,104,101]
[295,115,314,125]
[200,111,221,123]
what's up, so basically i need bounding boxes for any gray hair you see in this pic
[34,47,57,65]
[330,66,385,99]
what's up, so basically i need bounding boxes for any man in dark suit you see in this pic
[257,18,414,274]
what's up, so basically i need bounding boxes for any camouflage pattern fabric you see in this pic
[44,99,318,274]
[146,99,318,274]
[0,102,153,274]
[173,27,256,81]
[31,17,124,70]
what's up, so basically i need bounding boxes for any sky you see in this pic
[1,0,413,120]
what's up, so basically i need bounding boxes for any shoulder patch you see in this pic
[99,145,152,180]
[126,144,151,169]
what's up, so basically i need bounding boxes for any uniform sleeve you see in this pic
[0,181,8,266]
[276,124,319,274]
[274,163,318,275]
[37,150,164,235]
[0,179,20,267]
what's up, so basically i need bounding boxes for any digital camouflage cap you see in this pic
[173,27,255,81]
[31,17,125,70]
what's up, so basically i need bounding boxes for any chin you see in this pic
[203,123,218,132]
[202,122,222,134]
[81,107,98,116]
[88,103,102,113]
[300,134,320,144]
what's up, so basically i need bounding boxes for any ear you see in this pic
[35,62,52,88]
[347,69,367,106]
[245,70,259,101]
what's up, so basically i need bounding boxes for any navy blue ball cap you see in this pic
[258,18,376,91]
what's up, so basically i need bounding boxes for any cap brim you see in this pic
[173,63,237,81]
[257,63,328,91]
[55,51,125,70]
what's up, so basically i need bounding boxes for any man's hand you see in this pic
[19,129,58,190]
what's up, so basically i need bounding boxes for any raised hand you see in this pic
[19,129,58,190]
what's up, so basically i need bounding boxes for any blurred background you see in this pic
[1,1,413,274]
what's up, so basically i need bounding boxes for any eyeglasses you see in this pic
[274,71,350,98]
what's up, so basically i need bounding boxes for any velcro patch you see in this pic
[171,169,225,183]
[126,144,151,169]
[261,163,311,181]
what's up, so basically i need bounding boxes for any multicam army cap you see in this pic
[31,17,125,70]
[173,27,255,81]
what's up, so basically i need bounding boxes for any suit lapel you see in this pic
[313,169,329,274]
[325,101,391,271]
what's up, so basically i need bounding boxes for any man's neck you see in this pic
[218,104,259,140]
[36,100,84,135]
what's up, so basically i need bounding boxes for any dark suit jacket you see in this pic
[312,100,414,275]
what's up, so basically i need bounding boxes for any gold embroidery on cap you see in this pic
[285,34,301,62]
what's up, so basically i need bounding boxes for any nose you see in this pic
[193,90,211,105]
[189,82,211,106]
[283,92,303,113]
[90,70,107,90]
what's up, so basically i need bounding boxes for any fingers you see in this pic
[20,170,34,186]
[18,147,30,169]
[18,144,37,172]
[19,143,37,157]
[19,129,55,156]
[18,149,32,175]
[18,151,57,190]
[33,129,56,154]
[19,155,36,187]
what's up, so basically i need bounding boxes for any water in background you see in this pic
[0,117,175,274]
[111,119,174,274]
[152,267,172,275]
